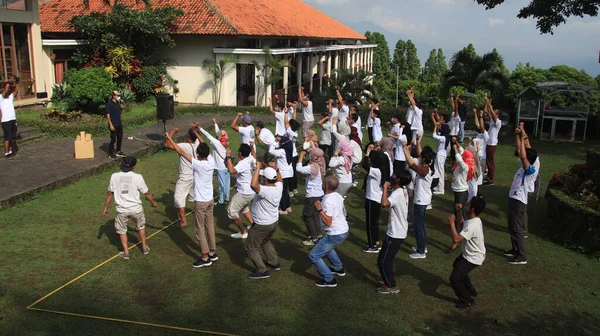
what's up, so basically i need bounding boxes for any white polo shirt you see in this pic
[303,101,314,122]
[234,156,256,195]
[366,167,382,203]
[191,156,215,202]
[296,164,324,198]
[386,187,409,239]
[487,119,502,146]
[108,171,149,214]
[321,192,349,235]
[460,217,486,265]
[252,182,283,225]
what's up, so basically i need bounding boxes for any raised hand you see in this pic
[237,112,243,117]
[226,148,232,157]
[446,214,456,225]
[212,118,217,124]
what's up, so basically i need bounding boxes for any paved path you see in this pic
[0,114,273,209]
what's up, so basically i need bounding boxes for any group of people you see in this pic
[101,86,540,309]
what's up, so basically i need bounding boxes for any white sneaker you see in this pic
[411,246,428,253]
[302,238,317,246]
[352,182,358,187]
[426,204,433,210]
[293,189,299,195]
[409,252,426,259]
[231,232,248,239]
[289,192,295,197]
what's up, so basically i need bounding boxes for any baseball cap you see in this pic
[261,167,277,180]
[113,90,121,96]
[121,156,137,172]
[241,115,252,124]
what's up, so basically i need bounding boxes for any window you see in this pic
[0,23,34,99]
[0,0,27,10]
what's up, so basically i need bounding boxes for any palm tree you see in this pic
[443,45,507,97]
[83,0,152,8]
[253,47,292,106]
[202,55,238,106]
[328,69,375,105]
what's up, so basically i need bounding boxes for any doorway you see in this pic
[0,23,34,99]
[236,63,255,106]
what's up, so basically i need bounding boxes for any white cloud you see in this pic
[488,18,506,26]
[367,6,439,39]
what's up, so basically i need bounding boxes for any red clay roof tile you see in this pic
[39,0,365,40]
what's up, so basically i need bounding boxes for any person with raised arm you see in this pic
[165,127,218,268]
[1,75,19,158]
[361,145,390,253]
[367,98,379,143]
[231,112,255,151]
[317,111,333,161]
[201,118,230,207]
[406,88,424,143]
[270,96,286,136]
[329,140,354,197]
[446,195,487,309]
[298,86,314,138]
[484,93,502,185]
[388,114,407,176]
[457,95,468,143]
[163,126,200,227]
[377,170,412,294]
[431,109,450,196]
[297,144,326,246]
[269,133,295,214]
[350,107,363,142]
[245,161,283,279]
[336,90,350,122]
[504,126,539,265]
[449,94,461,138]
[449,137,474,250]
[517,122,541,238]
[225,143,256,239]
[473,109,490,187]
[371,108,383,143]
[284,113,301,196]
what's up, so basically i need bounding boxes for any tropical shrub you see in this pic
[62,67,116,113]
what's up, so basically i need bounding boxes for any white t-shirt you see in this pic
[286,127,298,157]
[239,125,255,146]
[433,132,447,157]
[303,101,314,122]
[449,114,461,136]
[287,107,295,121]
[367,108,376,127]
[352,116,363,141]
[476,131,490,160]
[329,156,352,183]
[412,165,433,205]
[296,164,324,198]
[252,182,283,225]
[269,145,294,178]
[339,105,349,122]
[372,118,382,142]
[191,157,215,202]
[394,134,407,161]
[460,217,486,265]
[509,161,538,205]
[452,149,469,192]
[177,141,199,181]
[108,171,149,214]
[366,167,382,203]
[408,106,423,131]
[386,187,409,239]
[407,157,417,190]
[274,111,286,136]
[0,94,16,122]
[487,119,502,146]
[321,192,349,235]
[258,128,275,146]
[199,128,227,171]
[330,107,339,120]
[234,156,256,195]
[320,122,332,146]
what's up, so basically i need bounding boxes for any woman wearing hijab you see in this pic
[349,126,363,186]
[296,143,326,246]
[450,138,474,250]
[269,135,295,214]
[330,140,354,196]
[361,148,391,253]
[432,120,451,195]
[379,137,395,178]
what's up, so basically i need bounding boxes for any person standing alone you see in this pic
[1,75,19,158]
[107,90,126,159]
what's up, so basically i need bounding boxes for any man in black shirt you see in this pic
[106,90,125,159]
[457,96,468,143]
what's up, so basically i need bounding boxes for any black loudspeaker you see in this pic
[157,94,175,121]
[36,92,48,99]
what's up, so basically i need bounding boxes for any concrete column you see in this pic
[362,49,366,71]
[346,51,351,71]
[308,54,313,92]
[334,51,339,74]
[296,53,303,87]
[319,52,324,93]
[283,55,289,100]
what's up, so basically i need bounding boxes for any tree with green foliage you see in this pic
[253,47,291,106]
[505,62,549,105]
[365,31,393,103]
[327,69,375,105]
[61,67,116,113]
[203,55,238,106]
[83,0,151,8]
[391,40,407,80]
[475,0,599,34]
[419,49,448,108]
[404,40,421,81]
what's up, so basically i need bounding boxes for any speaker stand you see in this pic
[158,119,168,151]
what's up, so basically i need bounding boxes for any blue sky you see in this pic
[307,0,600,77]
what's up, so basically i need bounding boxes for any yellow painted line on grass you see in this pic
[27,307,238,336]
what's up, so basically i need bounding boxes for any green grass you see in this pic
[1,127,599,336]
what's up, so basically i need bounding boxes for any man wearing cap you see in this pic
[106,90,126,159]
[231,112,256,151]
[246,161,283,279]
[102,156,158,259]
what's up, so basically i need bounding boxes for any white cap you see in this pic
[261,167,277,180]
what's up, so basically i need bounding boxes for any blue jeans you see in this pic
[216,169,230,204]
[413,204,427,254]
[309,231,349,282]
[459,121,466,143]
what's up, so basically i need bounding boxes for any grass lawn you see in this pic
[1,127,599,336]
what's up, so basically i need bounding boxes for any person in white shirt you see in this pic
[350,110,363,142]
[269,134,295,214]
[317,112,332,160]
[450,140,474,251]
[484,94,502,185]
[1,76,19,158]
[361,149,390,253]
[285,116,301,196]
[286,101,297,121]
[231,112,256,151]
[406,88,424,143]
[310,176,349,288]
[448,98,461,137]
[336,90,350,123]
[299,86,314,138]
[255,121,275,147]
[377,170,412,294]
[269,97,286,136]
[432,113,451,195]
[505,126,539,265]
[163,126,199,228]
[329,140,354,196]
[367,99,379,142]
[225,144,257,239]
[165,132,218,268]
[245,162,283,279]
[206,118,231,207]
[371,109,383,143]
[102,156,158,260]
[446,195,487,308]
[473,109,490,185]
[388,115,407,176]
[465,139,482,203]
[296,144,326,246]
[403,140,436,259]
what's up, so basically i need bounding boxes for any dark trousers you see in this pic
[280,177,292,210]
[450,255,479,304]
[368,127,373,143]
[377,235,404,288]
[454,190,469,224]
[508,198,528,258]
[290,156,299,191]
[365,199,382,247]
[109,125,123,154]
[413,204,427,254]
[245,222,279,273]
[393,159,406,177]
[303,197,322,239]
[486,145,497,181]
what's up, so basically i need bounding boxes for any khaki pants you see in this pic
[245,221,279,273]
[194,201,216,254]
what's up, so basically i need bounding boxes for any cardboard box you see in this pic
[74,132,94,159]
